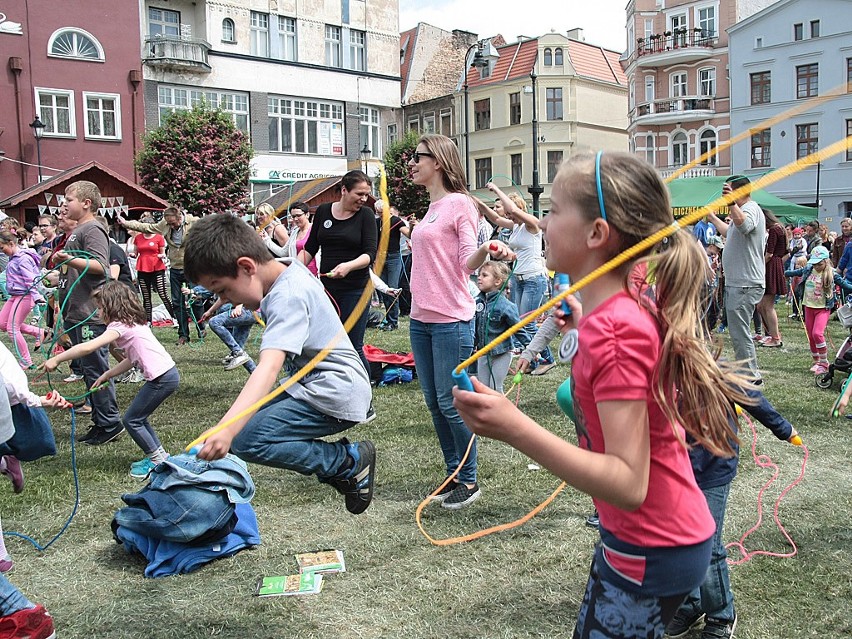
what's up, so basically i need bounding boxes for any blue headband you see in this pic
[595,151,608,222]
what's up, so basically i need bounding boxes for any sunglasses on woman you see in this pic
[411,151,435,163]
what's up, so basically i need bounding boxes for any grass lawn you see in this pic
[2,306,851,638]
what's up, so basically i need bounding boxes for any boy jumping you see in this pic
[183,214,376,514]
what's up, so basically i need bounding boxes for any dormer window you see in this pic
[544,47,552,65]
[554,48,563,65]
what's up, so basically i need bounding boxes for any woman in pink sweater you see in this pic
[408,134,511,510]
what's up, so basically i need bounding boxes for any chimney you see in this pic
[567,28,584,41]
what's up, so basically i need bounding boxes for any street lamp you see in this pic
[361,143,371,174]
[528,71,543,216]
[462,41,489,189]
[29,117,45,183]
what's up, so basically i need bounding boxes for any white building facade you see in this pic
[139,0,400,203]
[729,0,852,227]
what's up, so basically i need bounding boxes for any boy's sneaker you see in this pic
[0,604,56,639]
[224,351,251,370]
[129,457,157,480]
[665,609,705,637]
[0,455,24,493]
[85,425,124,446]
[327,440,376,515]
[221,353,235,366]
[360,403,376,425]
[585,511,600,529]
[701,614,736,639]
[63,373,83,383]
[76,426,100,442]
[127,368,145,383]
[441,482,481,510]
[428,478,459,503]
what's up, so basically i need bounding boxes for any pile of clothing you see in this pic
[112,453,260,578]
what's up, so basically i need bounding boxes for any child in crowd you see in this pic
[784,246,851,375]
[183,214,376,515]
[474,261,520,391]
[454,152,755,638]
[199,295,259,373]
[42,282,179,478]
[0,231,44,368]
[0,343,69,574]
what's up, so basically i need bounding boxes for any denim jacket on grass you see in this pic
[113,453,255,545]
[474,291,521,356]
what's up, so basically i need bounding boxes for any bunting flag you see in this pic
[108,197,115,207]
[38,205,47,214]
[49,206,57,214]
[56,195,65,205]
[45,193,54,204]
[116,197,124,205]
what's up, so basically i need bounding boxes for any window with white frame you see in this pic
[627,22,635,54]
[158,86,249,131]
[387,123,398,145]
[48,28,104,61]
[629,79,635,110]
[644,19,654,41]
[554,48,563,65]
[699,67,716,96]
[423,113,436,134]
[699,129,717,165]
[671,72,688,98]
[671,131,688,166]
[440,109,452,136]
[83,93,120,140]
[408,116,420,133]
[35,88,75,137]
[645,133,655,165]
[546,88,563,121]
[359,106,380,158]
[148,7,180,37]
[350,29,366,72]
[325,25,342,67]
[645,76,655,103]
[670,13,688,46]
[277,16,297,61]
[268,96,344,155]
[251,12,270,57]
[222,18,235,43]
[697,5,716,37]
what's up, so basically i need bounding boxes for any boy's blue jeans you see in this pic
[208,305,255,353]
[673,482,735,623]
[230,393,356,480]
[409,318,477,484]
[0,574,32,616]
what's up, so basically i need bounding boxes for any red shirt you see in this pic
[572,290,714,548]
[133,234,166,273]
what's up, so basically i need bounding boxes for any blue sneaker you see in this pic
[129,457,157,480]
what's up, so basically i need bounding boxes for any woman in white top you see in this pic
[480,182,555,368]
[255,203,289,257]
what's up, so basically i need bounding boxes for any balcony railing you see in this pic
[636,30,717,57]
[659,165,720,179]
[635,96,714,120]
[143,35,211,72]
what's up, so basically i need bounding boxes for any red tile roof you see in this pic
[399,27,418,99]
[463,37,626,88]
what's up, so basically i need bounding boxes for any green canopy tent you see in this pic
[667,176,818,225]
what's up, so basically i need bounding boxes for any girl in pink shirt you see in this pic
[43,282,179,480]
[408,134,511,510]
[454,152,754,638]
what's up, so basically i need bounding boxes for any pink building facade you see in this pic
[0,1,143,217]
[622,0,736,178]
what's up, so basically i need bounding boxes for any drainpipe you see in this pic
[9,57,26,191]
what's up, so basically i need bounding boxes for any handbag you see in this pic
[2,404,57,462]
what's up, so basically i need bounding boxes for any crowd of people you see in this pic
[0,137,839,638]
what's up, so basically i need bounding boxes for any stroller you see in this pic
[815,299,852,389]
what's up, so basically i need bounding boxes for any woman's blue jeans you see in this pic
[409,318,477,484]
[510,273,554,362]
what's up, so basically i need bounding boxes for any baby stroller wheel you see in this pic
[815,372,834,389]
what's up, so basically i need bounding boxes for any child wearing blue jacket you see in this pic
[474,261,521,391]
[667,387,801,639]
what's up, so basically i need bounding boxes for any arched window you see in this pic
[645,133,655,165]
[554,48,563,65]
[699,129,718,165]
[222,18,235,43]
[543,48,552,66]
[48,28,104,61]
[672,131,688,166]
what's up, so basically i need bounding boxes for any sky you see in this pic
[399,0,628,53]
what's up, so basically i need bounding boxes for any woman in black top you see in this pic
[299,170,377,376]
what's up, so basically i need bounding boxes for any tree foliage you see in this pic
[135,105,253,216]
[383,130,430,219]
